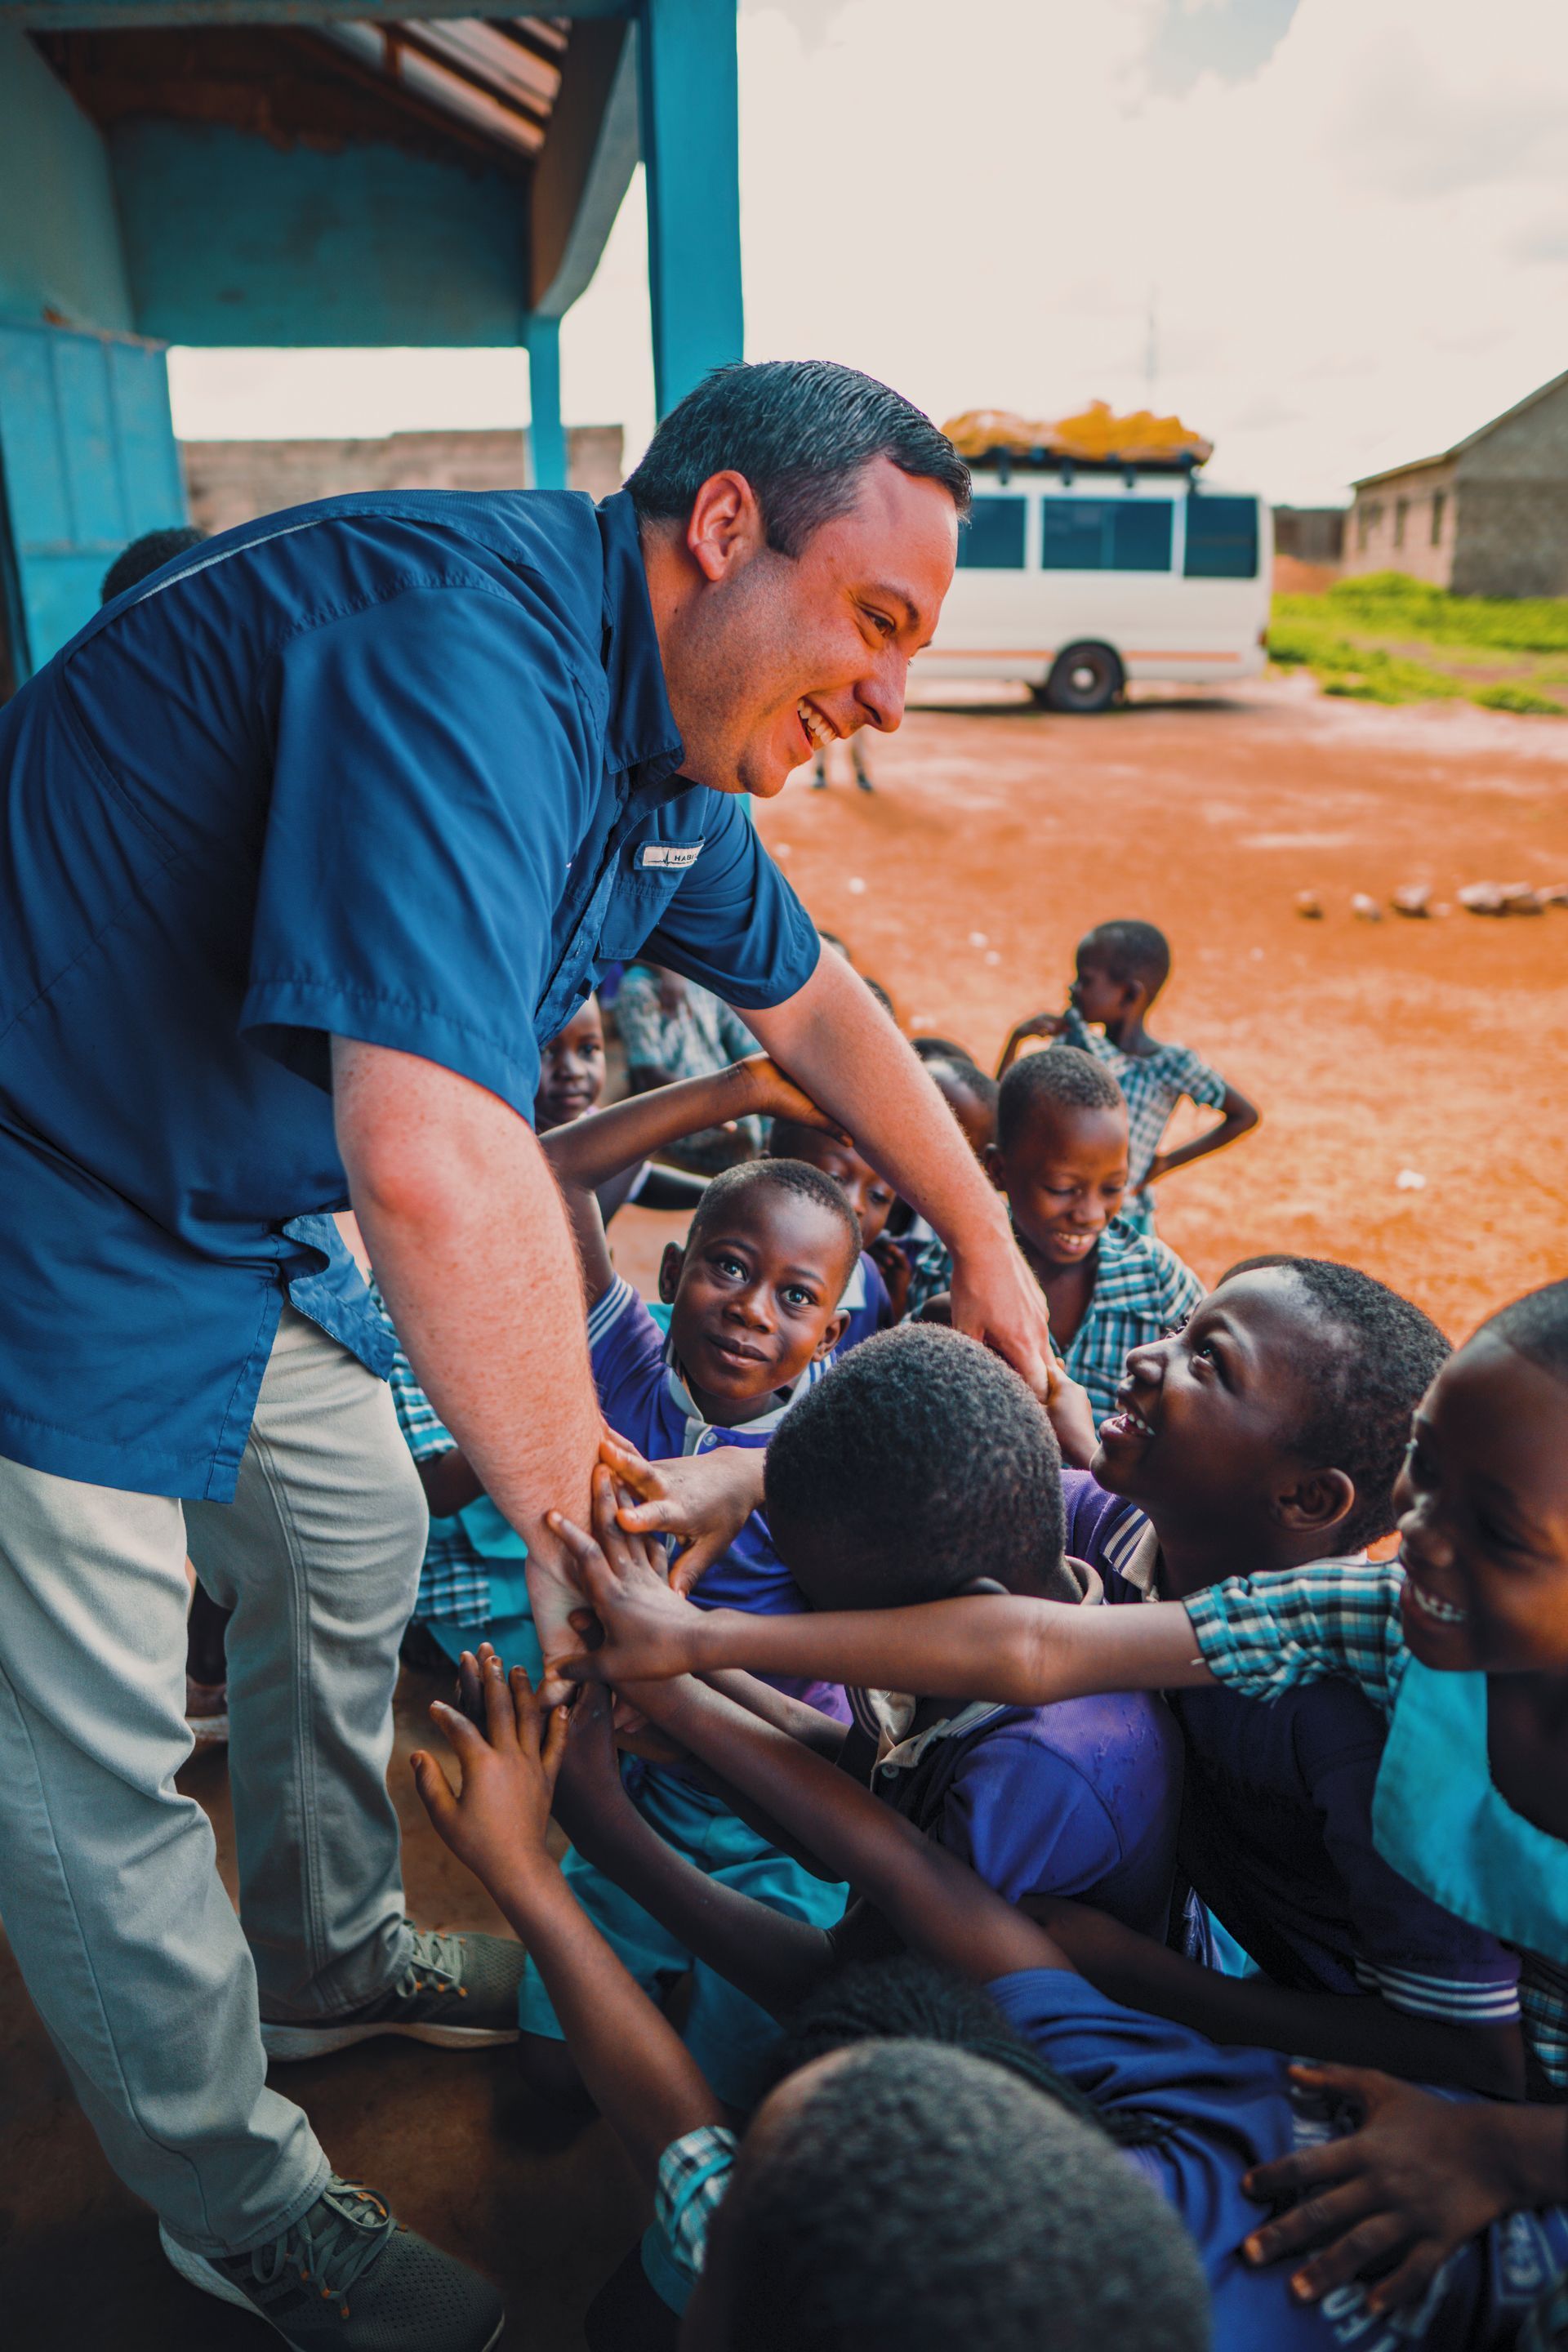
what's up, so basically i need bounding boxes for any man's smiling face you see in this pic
[654,456,958,800]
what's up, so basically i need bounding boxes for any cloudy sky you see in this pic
[168,0,1568,504]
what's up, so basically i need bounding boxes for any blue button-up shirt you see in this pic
[0,489,819,1499]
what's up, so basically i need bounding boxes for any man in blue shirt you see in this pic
[0,359,1052,2348]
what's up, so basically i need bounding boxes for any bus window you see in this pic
[956,497,1027,568]
[1183,496,1258,578]
[1040,498,1172,571]
[1111,501,1172,571]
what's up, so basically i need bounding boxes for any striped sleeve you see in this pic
[1184,1560,1409,1714]
[586,1272,639,1351]
[1354,1953,1521,2026]
[653,2125,739,2289]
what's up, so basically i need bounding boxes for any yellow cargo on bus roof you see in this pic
[942,399,1213,466]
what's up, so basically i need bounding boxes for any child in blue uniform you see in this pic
[519,1054,865,2107]
[1000,918,1259,1235]
[764,1113,898,1352]
[1046,1254,1526,2099]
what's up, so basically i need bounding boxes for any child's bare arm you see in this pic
[418,1448,484,1519]
[1142,1081,1260,1189]
[1027,1899,1527,2100]
[628,1668,1062,1986]
[555,1465,1214,1703]
[550,1682,835,2017]
[996,1009,1069,1076]
[411,1654,721,2181]
[542,1058,844,1197]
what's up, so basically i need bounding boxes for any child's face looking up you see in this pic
[660,1189,853,1426]
[768,1120,897,1249]
[1394,1334,1568,1676]
[535,998,604,1133]
[1094,1271,1346,1559]
[987,1099,1128,1267]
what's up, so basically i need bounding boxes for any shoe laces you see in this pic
[394,1925,468,2002]
[251,2177,397,2318]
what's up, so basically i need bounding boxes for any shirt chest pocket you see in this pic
[597,863,688,962]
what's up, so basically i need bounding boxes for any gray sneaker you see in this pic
[261,1927,526,2062]
[160,2176,504,2350]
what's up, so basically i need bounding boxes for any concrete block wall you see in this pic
[180,423,624,537]
[1343,459,1455,586]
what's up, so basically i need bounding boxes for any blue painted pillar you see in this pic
[638,0,744,416]
[525,313,568,490]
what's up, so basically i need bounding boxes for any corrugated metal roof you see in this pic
[312,16,568,158]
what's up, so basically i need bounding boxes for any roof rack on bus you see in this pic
[970,447,1205,481]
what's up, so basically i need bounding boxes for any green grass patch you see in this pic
[1270,574,1568,710]
[1471,681,1566,715]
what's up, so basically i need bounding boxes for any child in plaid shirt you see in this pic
[1000,920,1258,1236]
[915,1046,1203,1420]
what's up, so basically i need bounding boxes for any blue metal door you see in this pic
[0,318,186,678]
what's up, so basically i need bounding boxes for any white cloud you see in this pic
[170,0,1568,506]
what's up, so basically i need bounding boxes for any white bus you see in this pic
[916,462,1272,710]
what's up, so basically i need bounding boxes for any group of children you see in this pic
[377,920,1568,2352]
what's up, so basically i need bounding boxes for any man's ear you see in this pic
[1276,1467,1356,1537]
[983,1141,1008,1195]
[685,470,766,585]
[813,1309,849,1362]
[658,1244,685,1305]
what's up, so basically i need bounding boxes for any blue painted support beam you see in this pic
[526,314,567,490]
[638,0,743,416]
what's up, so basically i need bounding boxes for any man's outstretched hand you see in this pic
[947,1239,1056,1402]
[599,1431,763,1597]
[550,1463,717,1686]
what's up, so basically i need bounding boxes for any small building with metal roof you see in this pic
[1344,367,1568,599]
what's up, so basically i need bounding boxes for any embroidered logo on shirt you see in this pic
[639,841,704,871]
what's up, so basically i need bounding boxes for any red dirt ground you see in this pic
[735,672,1568,1344]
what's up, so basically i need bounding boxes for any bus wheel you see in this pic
[1039,643,1124,713]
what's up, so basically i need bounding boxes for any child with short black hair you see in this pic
[920,1046,1204,1418]
[519,1058,866,2107]
[410,1659,1209,2352]
[1000,919,1258,1234]
[1036,1256,1527,2100]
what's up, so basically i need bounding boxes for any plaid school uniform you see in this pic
[378,1287,491,1628]
[1187,1561,1568,2094]
[1059,1008,1228,1235]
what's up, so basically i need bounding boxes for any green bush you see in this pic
[1471,681,1565,715]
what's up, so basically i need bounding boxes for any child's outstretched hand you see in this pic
[1240,2062,1525,2312]
[599,1430,762,1597]
[732,1054,852,1141]
[550,1680,633,1838]
[550,1463,714,1686]
[411,1650,570,1893]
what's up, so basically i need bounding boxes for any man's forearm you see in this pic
[671,1592,1215,1706]
[334,1038,599,1661]
[744,948,1008,1256]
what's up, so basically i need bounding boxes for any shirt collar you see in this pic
[595,491,686,797]
[662,1330,830,1449]
[867,1556,1104,1773]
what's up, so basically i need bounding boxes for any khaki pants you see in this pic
[0,1307,427,2253]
